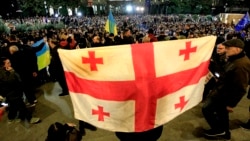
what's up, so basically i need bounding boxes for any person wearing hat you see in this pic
[202,39,250,140]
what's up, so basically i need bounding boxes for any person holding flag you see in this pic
[58,36,217,139]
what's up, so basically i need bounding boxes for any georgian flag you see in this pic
[58,36,216,132]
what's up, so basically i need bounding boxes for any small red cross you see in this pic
[82,51,103,71]
[179,41,197,61]
[175,96,189,111]
[92,106,110,121]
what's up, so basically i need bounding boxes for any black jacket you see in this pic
[49,45,64,78]
[210,52,250,107]
[209,53,227,77]
[0,68,23,101]
[120,36,135,45]
[6,42,39,80]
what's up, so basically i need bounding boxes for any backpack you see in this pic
[65,127,82,141]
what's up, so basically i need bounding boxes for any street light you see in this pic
[58,6,62,16]
[224,3,228,12]
[44,1,48,16]
[136,6,144,14]
[77,12,82,17]
[16,10,23,24]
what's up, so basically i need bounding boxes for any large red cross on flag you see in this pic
[58,36,216,132]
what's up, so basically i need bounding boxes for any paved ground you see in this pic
[1,82,250,141]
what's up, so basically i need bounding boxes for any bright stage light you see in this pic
[136,7,140,11]
[126,5,133,12]
[77,12,82,16]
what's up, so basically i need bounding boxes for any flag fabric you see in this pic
[105,11,117,35]
[32,39,50,71]
[235,12,250,31]
[58,36,216,132]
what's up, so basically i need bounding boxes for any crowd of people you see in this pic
[0,14,250,141]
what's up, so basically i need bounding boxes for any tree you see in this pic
[20,0,47,16]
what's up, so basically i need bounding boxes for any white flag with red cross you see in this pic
[58,36,216,132]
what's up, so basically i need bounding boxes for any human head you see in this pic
[92,35,100,43]
[0,57,11,68]
[147,28,154,35]
[8,34,17,42]
[46,122,65,141]
[123,28,132,37]
[48,38,58,48]
[222,39,244,57]
[216,43,226,55]
[9,45,19,55]
[142,36,150,43]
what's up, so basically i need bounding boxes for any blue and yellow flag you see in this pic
[235,12,250,31]
[105,11,117,35]
[32,39,50,71]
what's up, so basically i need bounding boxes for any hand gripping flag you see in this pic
[32,39,50,71]
[105,11,117,35]
[235,12,250,31]
[58,36,216,132]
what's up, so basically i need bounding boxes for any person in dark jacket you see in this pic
[105,33,116,46]
[0,57,40,124]
[157,31,167,41]
[91,35,103,47]
[202,39,250,140]
[120,28,135,45]
[203,43,227,100]
[48,38,69,96]
[4,35,40,107]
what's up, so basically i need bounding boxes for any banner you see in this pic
[58,36,216,132]
[105,11,117,35]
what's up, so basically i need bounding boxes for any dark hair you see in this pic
[9,34,17,41]
[48,38,59,45]
[78,37,87,48]
[46,122,66,141]
[109,33,114,37]
[0,57,8,67]
[148,28,154,34]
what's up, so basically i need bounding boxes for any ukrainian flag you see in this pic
[32,39,50,71]
[105,11,117,35]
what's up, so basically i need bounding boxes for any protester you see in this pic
[46,122,82,141]
[48,38,69,96]
[147,28,158,42]
[120,28,135,45]
[0,57,40,124]
[202,39,250,140]
[4,35,39,107]
[0,14,249,140]
[203,43,227,100]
